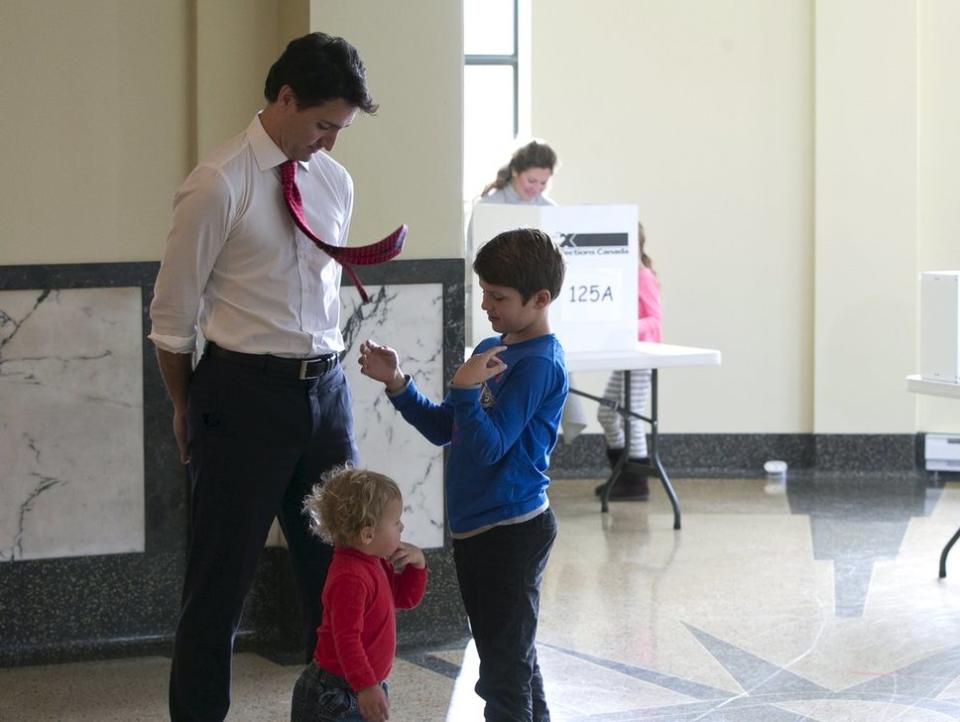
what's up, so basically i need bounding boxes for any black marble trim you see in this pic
[397,647,466,680]
[0,259,467,667]
[551,432,927,478]
[0,261,186,668]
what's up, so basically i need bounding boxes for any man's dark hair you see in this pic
[264,32,378,112]
[473,228,566,303]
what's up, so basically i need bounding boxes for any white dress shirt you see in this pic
[149,114,353,357]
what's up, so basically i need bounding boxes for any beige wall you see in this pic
[197,1,282,159]
[918,0,960,433]
[0,0,459,266]
[533,0,814,434]
[814,0,917,433]
[532,0,960,436]
[0,0,192,264]
[307,1,464,260]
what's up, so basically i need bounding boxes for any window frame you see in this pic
[463,0,520,137]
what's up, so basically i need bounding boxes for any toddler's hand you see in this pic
[358,684,389,722]
[390,542,426,570]
[359,340,406,393]
[451,345,507,387]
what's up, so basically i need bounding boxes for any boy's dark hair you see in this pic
[264,32,378,113]
[473,228,565,303]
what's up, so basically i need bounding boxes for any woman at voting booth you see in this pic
[466,141,590,443]
[465,140,559,326]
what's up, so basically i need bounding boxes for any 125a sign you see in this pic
[568,284,614,303]
[557,268,625,323]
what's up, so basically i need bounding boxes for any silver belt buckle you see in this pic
[298,359,311,380]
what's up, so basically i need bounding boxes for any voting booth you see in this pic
[469,204,639,351]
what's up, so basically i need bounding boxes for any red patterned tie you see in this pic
[279,160,407,303]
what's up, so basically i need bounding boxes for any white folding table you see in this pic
[906,374,960,577]
[907,375,960,401]
[565,342,722,529]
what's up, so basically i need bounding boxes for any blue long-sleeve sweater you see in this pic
[388,334,568,536]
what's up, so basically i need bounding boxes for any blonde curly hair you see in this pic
[302,466,402,546]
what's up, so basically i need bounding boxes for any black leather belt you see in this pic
[206,342,339,380]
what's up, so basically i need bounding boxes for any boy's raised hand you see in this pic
[358,340,406,393]
[451,345,508,387]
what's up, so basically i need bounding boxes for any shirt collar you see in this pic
[247,113,311,173]
[503,184,527,203]
[335,545,379,565]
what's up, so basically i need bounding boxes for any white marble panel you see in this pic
[340,284,445,549]
[0,288,144,561]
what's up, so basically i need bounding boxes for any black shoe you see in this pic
[605,447,625,469]
[595,456,650,501]
[611,458,652,500]
[595,447,626,496]
[607,474,650,501]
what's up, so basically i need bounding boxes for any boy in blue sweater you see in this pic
[358,228,567,722]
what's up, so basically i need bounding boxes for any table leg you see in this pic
[648,369,681,530]
[599,370,632,513]
[940,527,960,578]
[567,371,682,529]
[599,445,625,514]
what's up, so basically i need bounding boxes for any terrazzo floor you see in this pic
[4,473,960,721]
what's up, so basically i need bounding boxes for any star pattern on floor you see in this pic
[404,623,960,721]
[541,624,960,721]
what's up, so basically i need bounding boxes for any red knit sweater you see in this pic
[312,546,427,691]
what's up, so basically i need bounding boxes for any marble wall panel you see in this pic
[339,284,446,549]
[0,287,144,561]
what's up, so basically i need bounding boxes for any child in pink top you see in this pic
[596,222,662,500]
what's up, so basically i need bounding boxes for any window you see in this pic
[463,0,528,202]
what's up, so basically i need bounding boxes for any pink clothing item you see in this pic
[637,267,662,342]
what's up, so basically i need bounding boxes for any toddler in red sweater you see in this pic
[291,467,427,722]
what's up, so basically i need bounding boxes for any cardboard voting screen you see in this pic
[470,204,639,353]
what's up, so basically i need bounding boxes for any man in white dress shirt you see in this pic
[149,33,377,722]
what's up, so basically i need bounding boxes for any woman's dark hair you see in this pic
[481,140,557,197]
[638,222,654,271]
[264,32,378,113]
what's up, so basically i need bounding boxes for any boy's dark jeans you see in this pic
[453,508,557,722]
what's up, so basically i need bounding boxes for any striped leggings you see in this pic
[596,369,651,458]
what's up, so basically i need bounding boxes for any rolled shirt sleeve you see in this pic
[148,166,233,353]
